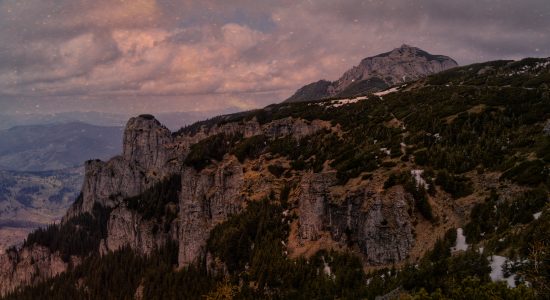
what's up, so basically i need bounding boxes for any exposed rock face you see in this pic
[179,158,245,266]
[0,113,417,293]
[0,246,68,296]
[66,115,177,218]
[297,172,338,241]
[296,172,415,265]
[123,115,174,171]
[285,44,458,102]
[329,44,457,95]
[102,206,176,255]
[327,186,415,264]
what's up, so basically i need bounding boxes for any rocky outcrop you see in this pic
[0,246,69,296]
[101,206,177,255]
[66,115,177,218]
[285,44,458,102]
[0,112,415,294]
[328,44,457,95]
[296,172,415,265]
[179,157,245,266]
[297,172,338,241]
[327,186,415,265]
[122,115,174,171]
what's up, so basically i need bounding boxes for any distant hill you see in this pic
[0,122,123,172]
[0,108,242,132]
[285,44,458,102]
[0,167,83,252]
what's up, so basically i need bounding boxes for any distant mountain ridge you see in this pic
[0,167,83,253]
[0,108,242,131]
[0,122,123,172]
[285,44,458,102]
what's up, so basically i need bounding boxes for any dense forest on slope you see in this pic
[7,195,548,299]
[5,58,550,299]
[20,200,110,262]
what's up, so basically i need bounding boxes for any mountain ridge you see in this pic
[285,44,458,102]
[0,122,123,172]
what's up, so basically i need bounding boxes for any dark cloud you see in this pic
[0,0,549,115]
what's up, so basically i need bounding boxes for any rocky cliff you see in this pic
[179,158,245,265]
[0,112,440,294]
[296,172,415,265]
[2,56,549,299]
[285,44,458,102]
[0,110,432,295]
[327,186,415,264]
[0,246,74,295]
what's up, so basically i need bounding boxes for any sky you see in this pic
[1,0,549,116]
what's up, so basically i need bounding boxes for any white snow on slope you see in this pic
[317,96,368,108]
[533,211,542,220]
[315,86,401,108]
[507,60,550,76]
[451,228,469,252]
[411,169,429,189]
[323,261,332,277]
[488,255,516,288]
[373,87,399,97]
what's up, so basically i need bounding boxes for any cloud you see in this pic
[0,0,549,115]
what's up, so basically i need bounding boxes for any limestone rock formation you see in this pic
[66,115,177,219]
[122,115,174,171]
[285,44,458,102]
[0,246,70,295]
[0,113,417,294]
[179,158,245,266]
[297,172,338,241]
[102,206,176,255]
[296,172,415,265]
[327,186,415,264]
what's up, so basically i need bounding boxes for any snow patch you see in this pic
[329,98,361,108]
[380,148,391,155]
[451,228,469,252]
[533,211,542,220]
[488,255,516,288]
[411,169,429,190]
[317,95,370,108]
[506,60,550,76]
[322,257,334,279]
[373,87,399,97]
[323,261,332,276]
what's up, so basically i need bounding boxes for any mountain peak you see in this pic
[285,45,457,102]
[122,115,172,169]
[396,44,418,51]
